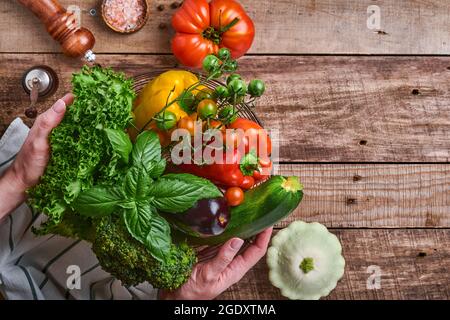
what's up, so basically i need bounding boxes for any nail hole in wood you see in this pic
[157,4,165,11]
[170,2,180,9]
[447,67,450,70]
[346,198,357,205]
[417,252,427,257]
[359,140,367,146]
[353,175,362,182]
[158,22,167,30]
[411,89,420,95]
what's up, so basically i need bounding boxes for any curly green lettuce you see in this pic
[28,66,135,233]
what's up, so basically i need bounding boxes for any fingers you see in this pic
[222,227,273,284]
[205,238,244,276]
[34,93,73,139]
[61,93,74,106]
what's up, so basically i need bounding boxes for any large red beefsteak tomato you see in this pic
[171,0,255,68]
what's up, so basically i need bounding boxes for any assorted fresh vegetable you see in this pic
[173,176,304,245]
[267,221,345,300]
[74,130,221,262]
[171,0,255,68]
[27,42,313,292]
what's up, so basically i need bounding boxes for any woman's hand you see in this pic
[159,227,273,300]
[0,93,73,219]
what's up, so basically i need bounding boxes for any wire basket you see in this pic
[132,69,262,261]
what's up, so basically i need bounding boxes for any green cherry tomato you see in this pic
[202,55,221,73]
[195,90,214,102]
[223,60,238,72]
[226,73,242,85]
[218,48,231,61]
[197,99,218,120]
[179,90,196,113]
[218,105,238,124]
[156,111,177,130]
[228,79,247,96]
[214,85,230,99]
[248,79,266,97]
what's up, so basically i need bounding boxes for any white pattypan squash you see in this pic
[267,221,345,300]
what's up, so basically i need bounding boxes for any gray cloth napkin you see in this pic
[0,118,157,300]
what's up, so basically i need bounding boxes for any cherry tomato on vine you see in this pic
[226,73,242,85]
[197,99,218,120]
[241,176,255,190]
[179,90,196,113]
[156,111,177,130]
[218,105,238,124]
[223,60,238,72]
[225,187,244,206]
[218,48,231,61]
[259,156,272,168]
[196,90,214,103]
[202,55,221,73]
[177,116,196,136]
[248,79,266,97]
[228,79,247,96]
[214,86,230,99]
[208,119,225,131]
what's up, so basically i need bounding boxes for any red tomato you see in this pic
[225,187,244,206]
[253,169,262,180]
[241,175,255,190]
[228,118,272,157]
[178,116,196,136]
[171,0,255,68]
[259,157,272,168]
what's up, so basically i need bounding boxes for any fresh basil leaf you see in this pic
[148,158,167,179]
[240,149,259,176]
[148,173,222,213]
[131,131,161,170]
[104,128,132,163]
[124,166,151,200]
[74,186,125,217]
[123,201,171,262]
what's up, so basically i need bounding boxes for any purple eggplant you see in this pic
[166,197,230,237]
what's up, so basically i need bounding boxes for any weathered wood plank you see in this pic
[219,229,450,300]
[278,164,450,228]
[1,54,450,162]
[1,1,450,54]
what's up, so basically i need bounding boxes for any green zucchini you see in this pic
[173,176,303,246]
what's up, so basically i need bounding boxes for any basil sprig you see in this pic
[74,130,221,262]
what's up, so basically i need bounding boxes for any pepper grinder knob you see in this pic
[22,66,59,118]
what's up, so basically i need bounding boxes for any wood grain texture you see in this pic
[1,54,450,162]
[278,164,450,228]
[219,229,450,300]
[1,0,450,54]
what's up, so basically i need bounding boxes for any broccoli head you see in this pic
[92,216,197,290]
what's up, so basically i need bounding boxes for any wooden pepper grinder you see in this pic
[17,0,96,62]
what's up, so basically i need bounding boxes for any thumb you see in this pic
[35,93,73,139]
[206,238,244,276]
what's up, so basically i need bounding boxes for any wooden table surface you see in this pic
[1,0,449,300]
